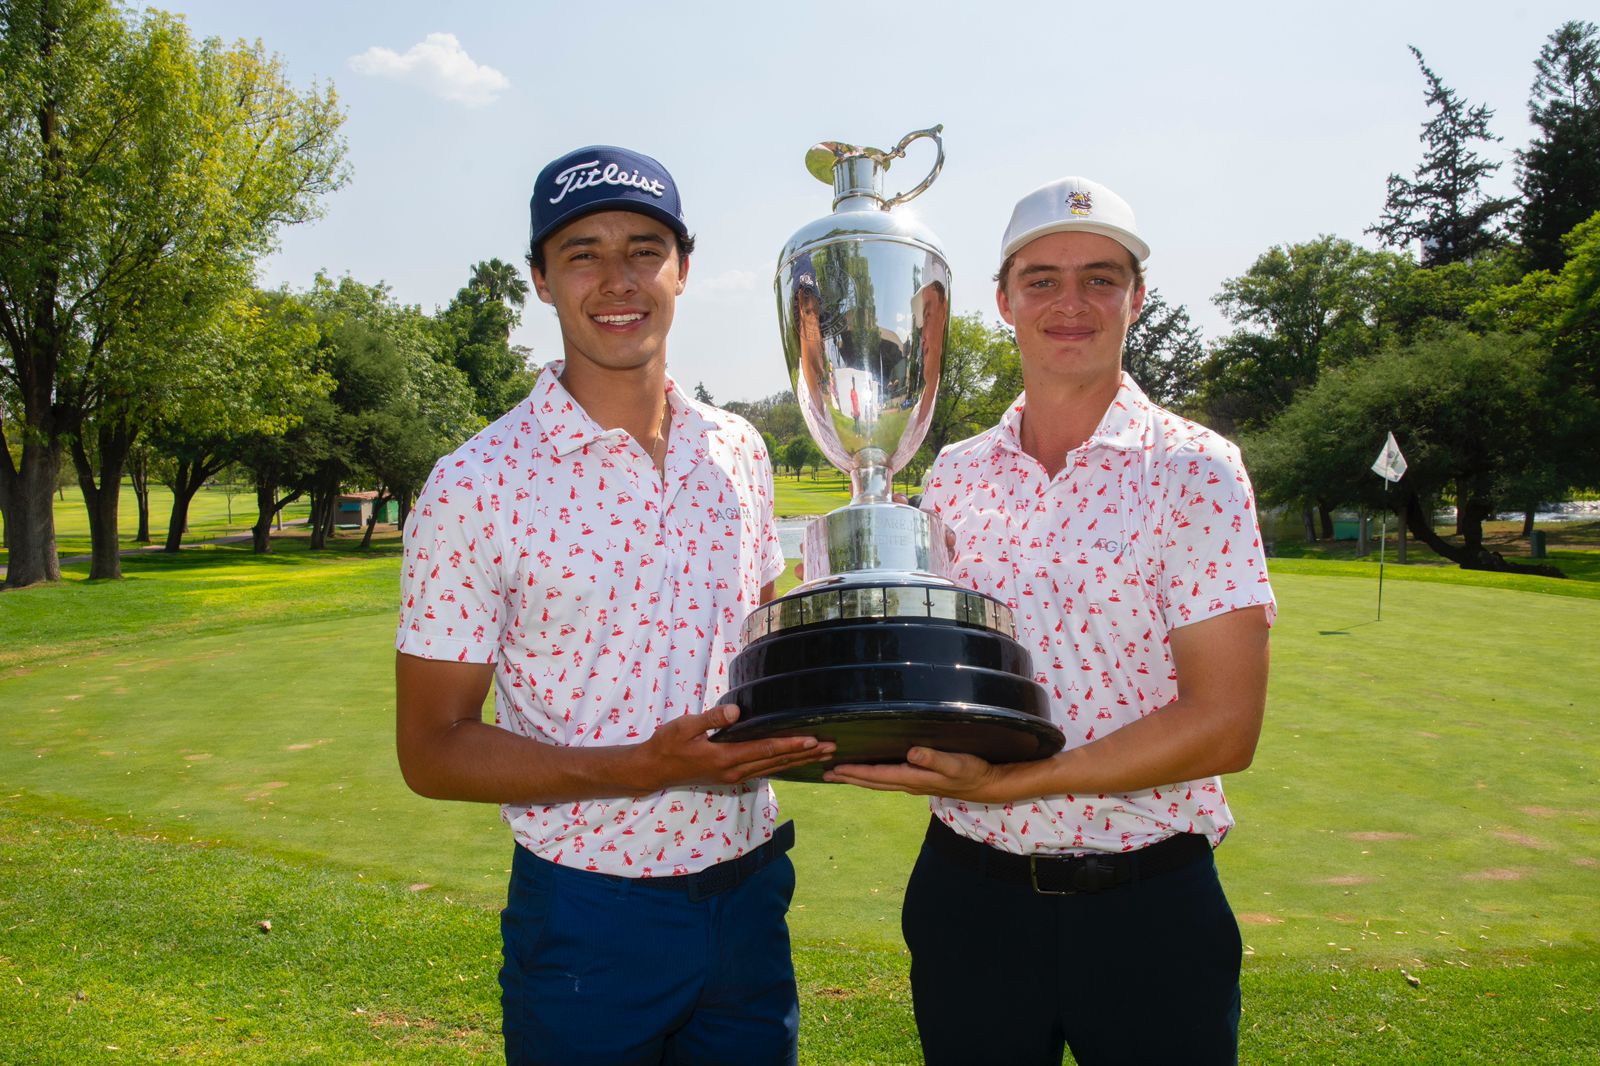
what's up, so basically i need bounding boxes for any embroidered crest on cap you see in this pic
[1066,190,1093,216]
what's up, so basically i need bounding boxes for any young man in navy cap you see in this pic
[829,177,1276,1065]
[395,145,830,1065]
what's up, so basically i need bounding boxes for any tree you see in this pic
[1473,209,1600,496]
[0,0,347,585]
[723,391,806,444]
[1202,237,1409,432]
[1370,46,1513,266]
[1516,21,1600,273]
[1121,288,1204,409]
[145,289,330,552]
[1203,237,1411,537]
[921,313,1019,459]
[693,382,714,405]
[468,257,529,308]
[437,258,532,420]
[357,316,481,542]
[1244,328,1565,575]
[782,437,820,480]
[275,275,481,551]
[915,307,1011,457]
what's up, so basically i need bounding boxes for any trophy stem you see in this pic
[850,449,892,505]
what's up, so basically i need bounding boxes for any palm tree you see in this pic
[468,258,529,309]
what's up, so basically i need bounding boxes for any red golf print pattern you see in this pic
[397,364,786,877]
[920,374,1276,855]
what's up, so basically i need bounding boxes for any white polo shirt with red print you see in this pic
[920,373,1277,856]
[396,363,787,877]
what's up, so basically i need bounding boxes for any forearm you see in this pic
[395,652,830,807]
[397,714,663,806]
[982,692,1263,802]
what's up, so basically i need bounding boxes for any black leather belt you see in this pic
[630,820,795,902]
[924,815,1209,895]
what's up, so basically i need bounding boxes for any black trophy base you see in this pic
[711,589,1064,783]
[714,701,1064,783]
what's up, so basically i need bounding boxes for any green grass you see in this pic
[2,546,1599,1061]
[771,469,925,518]
[0,535,404,671]
[0,480,313,565]
[773,472,853,517]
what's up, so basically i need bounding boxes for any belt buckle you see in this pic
[1028,854,1116,895]
[1028,855,1073,895]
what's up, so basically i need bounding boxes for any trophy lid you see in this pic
[802,126,945,213]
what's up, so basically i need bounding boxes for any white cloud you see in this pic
[348,33,509,107]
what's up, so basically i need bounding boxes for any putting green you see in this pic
[2,569,1596,963]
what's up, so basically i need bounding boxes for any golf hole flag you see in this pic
[1372,432,1407,483]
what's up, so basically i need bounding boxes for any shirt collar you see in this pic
[528,361,721,457]
[995,371,1155,460]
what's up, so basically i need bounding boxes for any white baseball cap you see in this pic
[1000,176,1149,263]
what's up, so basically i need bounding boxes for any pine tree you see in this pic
[1370,46,1512,266]
[1121,289,1204,409]
[1516,21,1600,273]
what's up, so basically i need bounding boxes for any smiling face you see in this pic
[530,209,689,379]
[996,230,1144,394]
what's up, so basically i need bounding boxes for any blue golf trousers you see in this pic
[499,842,800,1066]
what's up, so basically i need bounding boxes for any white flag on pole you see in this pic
[1371,431,1408,483]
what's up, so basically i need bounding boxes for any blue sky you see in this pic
[167,0,1580,403]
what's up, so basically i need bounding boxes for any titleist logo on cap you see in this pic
[549,160,667,205]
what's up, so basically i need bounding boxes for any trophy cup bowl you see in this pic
[712,127,1063,782]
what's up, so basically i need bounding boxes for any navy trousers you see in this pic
[901,823,1242,1066]
[499,843,800,1066]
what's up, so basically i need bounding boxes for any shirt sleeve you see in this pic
[1156,438,1278,630]
[396,454,508,663]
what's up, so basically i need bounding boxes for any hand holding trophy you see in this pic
[712,127,1064,782]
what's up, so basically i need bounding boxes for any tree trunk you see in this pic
[163,455,224,552]
[251,478,303,553]
[396,490,414,534]
[1522,508,1536,537]
[308,486,338,550]
[252,476,277,553]
[130,449,151,543]
[1402,490,1563,578]
[1,31,69,588]
[359,490,389,550]
[1403,491,1470,565]
[1318,501,1334,541]
[70,420,137,581]
[1300,506,1317,542]
[0,439,66,587]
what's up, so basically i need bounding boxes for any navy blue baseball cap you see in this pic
[793,252,820,297]
[528,145,688,255]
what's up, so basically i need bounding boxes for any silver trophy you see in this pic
[713,127,1062,780]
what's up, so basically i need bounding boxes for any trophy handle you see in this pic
[882,125,945,208]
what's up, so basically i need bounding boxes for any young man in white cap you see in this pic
[829,177,1276,1065]
[395,145,832,1065]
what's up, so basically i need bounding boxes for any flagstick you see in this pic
[1377,483,1389,622]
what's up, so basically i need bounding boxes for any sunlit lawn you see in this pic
[0,479,314,565]
[2,527,1598,1061]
